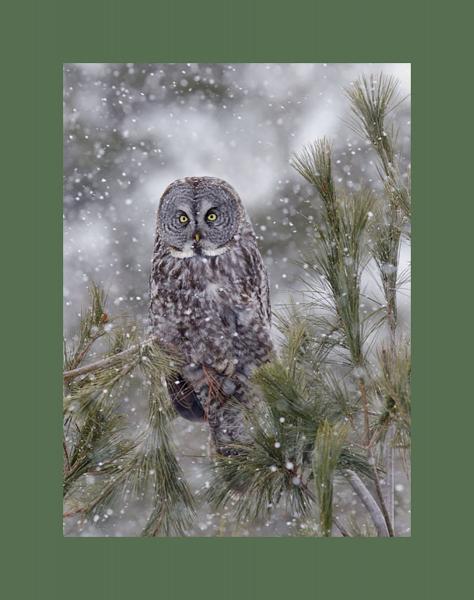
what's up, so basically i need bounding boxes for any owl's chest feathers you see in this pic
[150,239,272,369]
[151,250,255,326]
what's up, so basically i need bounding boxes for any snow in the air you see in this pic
[63,63,411,537]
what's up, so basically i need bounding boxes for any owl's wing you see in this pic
[242,241,272,325]
[261,256,272,324]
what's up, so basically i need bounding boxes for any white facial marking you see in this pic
[202,246,230,257]
[168,243,230,258]
[169,245,195,258]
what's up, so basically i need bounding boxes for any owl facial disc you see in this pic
[157,176,243,258]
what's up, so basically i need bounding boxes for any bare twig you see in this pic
[333,516,351,537]
[344,469,389,537]
[384,424,396,527]
[63,336,158,381]
[359,377,394,536]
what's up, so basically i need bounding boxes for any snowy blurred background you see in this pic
[63,63,410,536]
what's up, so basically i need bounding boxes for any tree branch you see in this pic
[344,469,389,537]
[359,377,395,536]
[63,336,158,381]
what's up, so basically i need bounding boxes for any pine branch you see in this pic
[313,420,349,536]
[346,74,411,533]
[372,342,411,449]
[64,282,109,372]
[63,335,159,381]
[290,108,407,536]
[138,346,196,536]
[207,326,376,529]
[292,141,376,365]
[343,469,389,537]
[358,376,394,536]
[63,284,193,537]
[345,73,410,219]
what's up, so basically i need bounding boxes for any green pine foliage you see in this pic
[63,284,195,536]
[313,420,349,536]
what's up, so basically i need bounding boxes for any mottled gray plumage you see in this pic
[150,176,273,454]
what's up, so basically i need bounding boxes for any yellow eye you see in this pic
[207,212,217,222]
[178,214,189,224]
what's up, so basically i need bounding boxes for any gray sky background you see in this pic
[64,63,410,333]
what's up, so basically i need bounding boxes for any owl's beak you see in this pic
[194,231,201,242]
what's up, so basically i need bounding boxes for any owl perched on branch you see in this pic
[150,176,273,455]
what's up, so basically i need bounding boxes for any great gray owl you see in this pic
[149,176,273,455]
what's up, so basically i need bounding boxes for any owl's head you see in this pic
[156,176,245,258]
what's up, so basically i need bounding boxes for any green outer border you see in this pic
[5,0,462,597]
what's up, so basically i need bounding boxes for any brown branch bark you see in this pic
[359,377,394,537]
[344,469,389,537]
[63,336,158,381]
